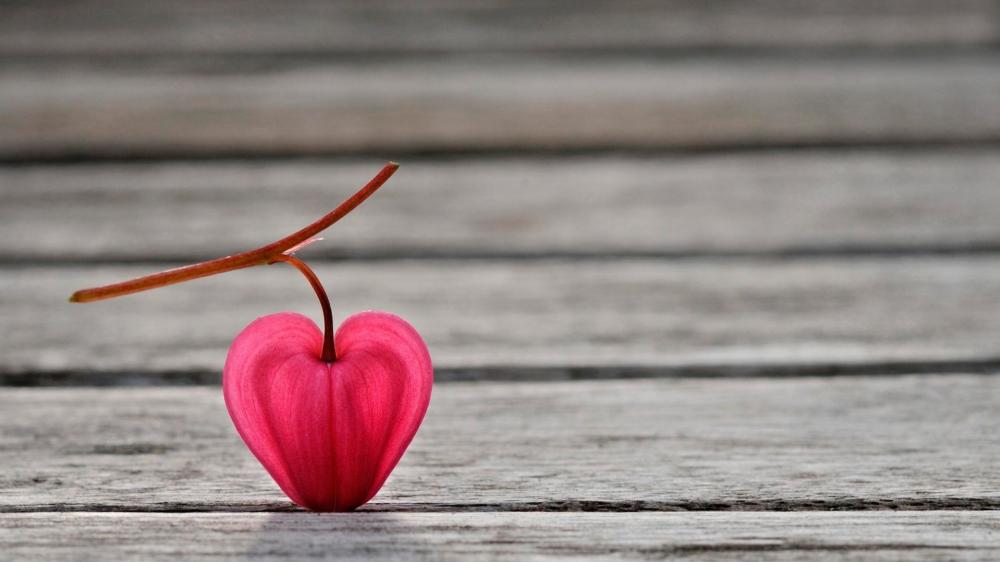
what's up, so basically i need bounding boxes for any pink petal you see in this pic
[223,311,433,511]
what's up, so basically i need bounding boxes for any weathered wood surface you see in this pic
[3,512,999,561]
[5,258,1000,374]
[3,55,1000,159]
[3,1,999,559]
[1,376,997,511]
[4,0,998,57]
[5,151,1000,262]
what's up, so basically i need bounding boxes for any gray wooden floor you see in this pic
[2,1,999,560]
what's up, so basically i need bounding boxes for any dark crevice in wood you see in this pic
[4,498,1000,514]
[4,43,1000,71]
[555,545,979,555]
[549,543,981,555]
[3,358,999,387]
[7,241,1000,267]
[370,498,1000,512]
[2,137,1000,166]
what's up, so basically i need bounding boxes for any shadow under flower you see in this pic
[235,511,442,560]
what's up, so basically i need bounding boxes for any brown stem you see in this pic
[69,162,399,303]
[273,255,335,362]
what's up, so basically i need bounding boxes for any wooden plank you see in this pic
[4,151,1000,262]
[4,258,1000,373]
[3,0,998,57]
[0,376,997,511]
[2,56,999,159]
[2,512,999,561]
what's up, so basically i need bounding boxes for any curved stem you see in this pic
[273,255,335,362]
[69,162,398,303]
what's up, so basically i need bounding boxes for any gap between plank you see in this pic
[6,242,1000,267]
[3,358,999,386]
[3,137,1000,166]
[5,42,1000,68]
[3,498,999,514]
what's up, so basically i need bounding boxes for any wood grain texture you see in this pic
[1,375,997,511]
[3,55,1000,159]
[5,3,998,555]
[2,512,999,561]
[3,0,998,57]
[5,151,1000,262]
[5,258,1000,373]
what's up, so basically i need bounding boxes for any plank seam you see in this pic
[4,43,1000,66]
[4,498,1000,514]
[3,359,999,386]
[3,137,1000,166]
[7,242,1000,267]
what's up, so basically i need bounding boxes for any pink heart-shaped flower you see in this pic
[223,311,433,511]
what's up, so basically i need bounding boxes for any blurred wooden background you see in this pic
[1,1,999,559]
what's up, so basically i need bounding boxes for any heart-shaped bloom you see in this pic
[223,311,433,511]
